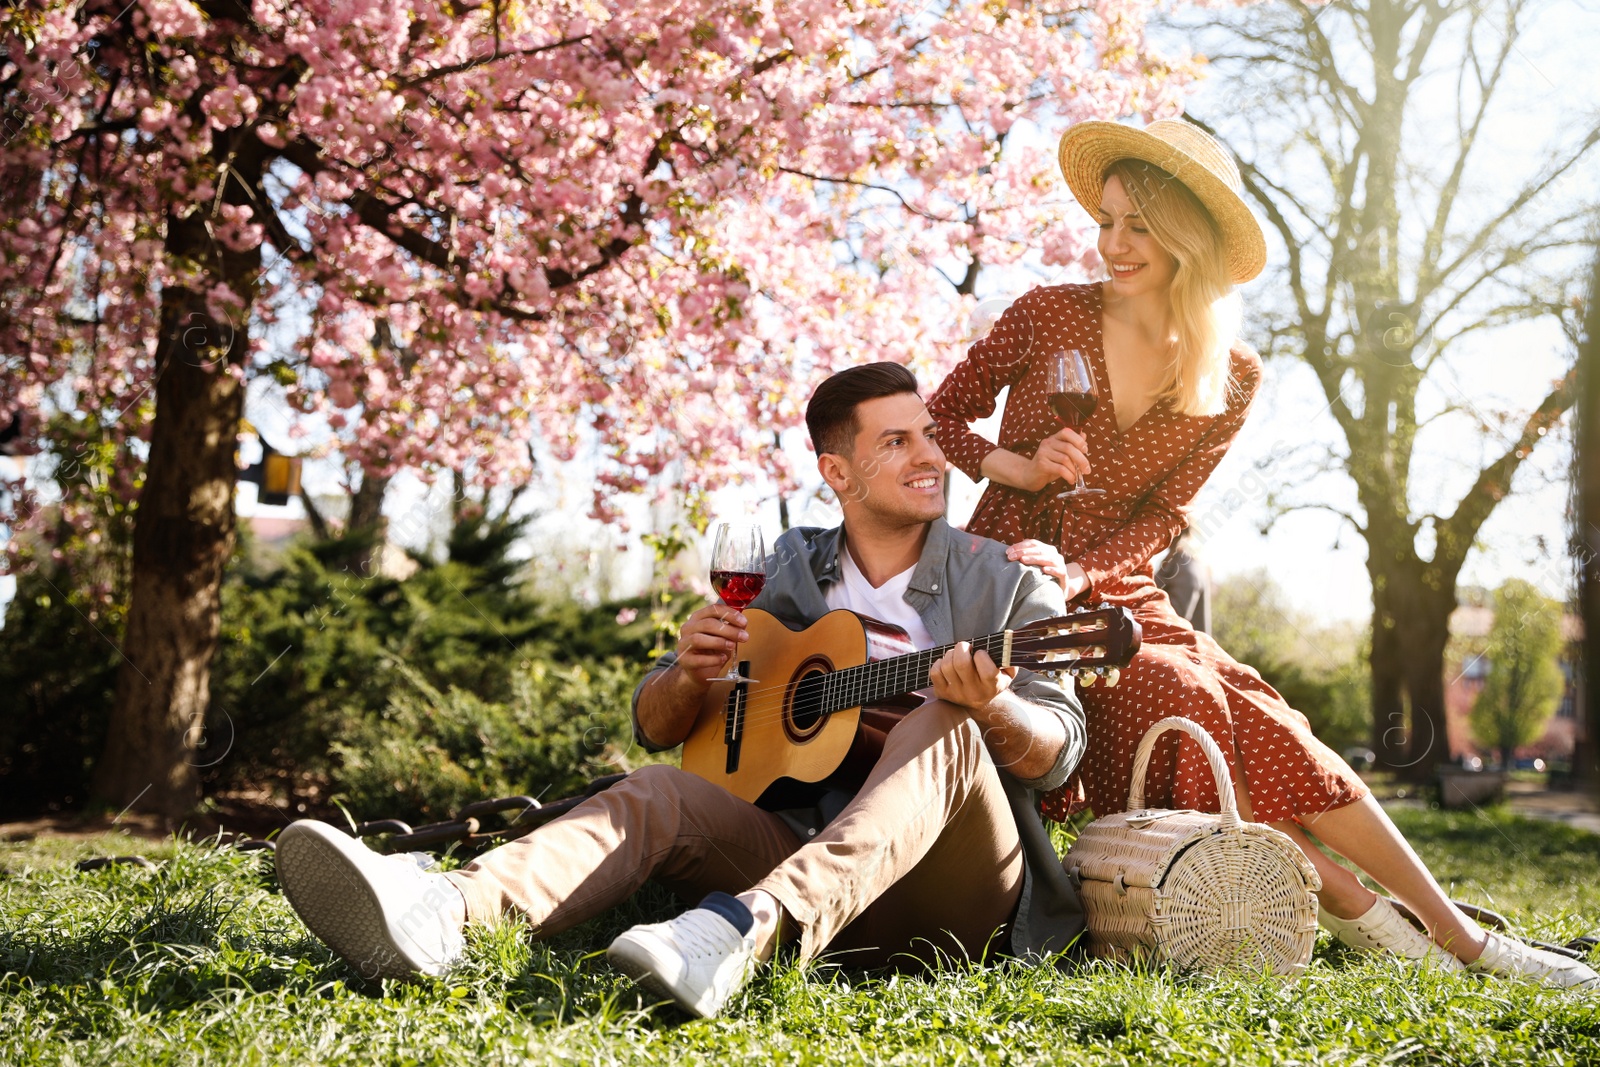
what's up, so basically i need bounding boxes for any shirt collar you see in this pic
[813,518,950,596]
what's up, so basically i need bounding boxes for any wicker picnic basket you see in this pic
[1063,716,1322,975]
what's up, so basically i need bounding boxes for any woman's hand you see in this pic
[981,428,1090,494]
[1031,427,1091,490]
[1007,539,1092,601]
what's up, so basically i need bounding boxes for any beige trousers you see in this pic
[446,700,1025,967]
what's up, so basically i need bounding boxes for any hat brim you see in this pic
[1057,121,1267,284]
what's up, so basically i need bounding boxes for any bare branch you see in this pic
[777,167,962,223]
[396,34,594,90]
[1429,126,1600,287]
[1417,2,1518,297]
[1437,364,1578,571]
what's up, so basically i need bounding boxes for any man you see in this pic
[275,363,1087,1018]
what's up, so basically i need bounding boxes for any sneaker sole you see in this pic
[275,821,426,981]
[607,935,712,1018]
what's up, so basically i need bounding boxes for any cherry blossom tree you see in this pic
[1,0,1201,814]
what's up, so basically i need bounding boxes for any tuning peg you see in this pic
[1103,666,1121,688]
[1076,668,1096,687]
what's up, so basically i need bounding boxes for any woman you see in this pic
[928,118,1595,988]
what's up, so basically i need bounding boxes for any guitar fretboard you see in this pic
[796,630,1017,715]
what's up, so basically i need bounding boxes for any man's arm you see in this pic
[930,645,1067,781]
[633,605,751,750]
[935,562,1087,789]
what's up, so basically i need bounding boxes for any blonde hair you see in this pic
[1103,159,1241,416]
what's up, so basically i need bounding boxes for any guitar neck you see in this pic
[818,630,1013,714]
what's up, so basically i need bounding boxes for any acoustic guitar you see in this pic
[680,605,1142,803]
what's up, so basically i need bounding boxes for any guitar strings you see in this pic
[706,631,1012,735]
[701,630,1108,736]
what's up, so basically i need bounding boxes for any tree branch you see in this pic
[396,34,594,90]
[1438,364,1577,571]
[776,167,961,222]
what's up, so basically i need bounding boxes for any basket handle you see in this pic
[1126,715,1241,830]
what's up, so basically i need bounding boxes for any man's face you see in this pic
[826,392,947,527]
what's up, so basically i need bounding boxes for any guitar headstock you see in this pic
[1003,605,1142,688]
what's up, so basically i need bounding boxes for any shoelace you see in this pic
[670,911,742,961]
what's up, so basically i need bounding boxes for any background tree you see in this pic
[1469,578,1564,769]
[1211,569,1371,755]
[1186,0,1597,778]
[1,0,1202,815]
[1573,244,1600,799]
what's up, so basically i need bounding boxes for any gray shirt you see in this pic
[631,517,1088,959]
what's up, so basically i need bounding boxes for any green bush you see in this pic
[0,565,121,812]
[205,536,686,822]
[1211,570,1371,754]
[0,511,688,820]
[328,659,644,824]
[0,413,138,812]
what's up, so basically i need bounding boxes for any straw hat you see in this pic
[1057,119,1267,284]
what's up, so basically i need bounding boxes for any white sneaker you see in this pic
[1319,897,1466,971]
[607,908,758,1018]
[1469,930,1600,990]
[275,820,466,980]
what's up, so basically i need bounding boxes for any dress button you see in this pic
[807,828,817,837]
[931,583,939,591]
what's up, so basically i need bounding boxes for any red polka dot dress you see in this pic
[929,282,1368,825]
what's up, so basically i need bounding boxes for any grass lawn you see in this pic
[2,805,1598,1065]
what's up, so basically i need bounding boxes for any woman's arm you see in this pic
[927,297,1036,478]
[929,289,1090,491]
[1007,351,1261,596]
[978,430,1090,494]
[929,293,1086,488]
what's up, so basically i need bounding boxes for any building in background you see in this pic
[1445,604,1586,770]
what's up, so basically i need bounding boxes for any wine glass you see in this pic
[708,521,766,682]
[1046,349,1105,499]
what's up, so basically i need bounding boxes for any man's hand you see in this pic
[635,603,751,750]
[670,604,751,686]
[929,642,1016,712]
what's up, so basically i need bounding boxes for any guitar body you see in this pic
[678,602,1141,805]
[680,609,917,804]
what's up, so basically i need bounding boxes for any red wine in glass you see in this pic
[710,570,765,609]
[1048,390,1098,429]
[709,522,766,681]
[1046,349,1105,499]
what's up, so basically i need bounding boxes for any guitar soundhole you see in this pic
[784,661,832,744]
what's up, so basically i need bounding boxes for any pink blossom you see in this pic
[2,0,1209,551]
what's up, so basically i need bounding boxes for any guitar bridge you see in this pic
[723,665,751,774]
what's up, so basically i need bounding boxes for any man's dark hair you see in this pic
[806,362,921,457]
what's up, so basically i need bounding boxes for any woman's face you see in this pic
[1097,175,1178,297]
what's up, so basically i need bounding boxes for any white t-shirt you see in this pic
[823,540,936,651]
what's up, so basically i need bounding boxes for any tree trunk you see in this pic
[1399,604,1453,780]
[1366,505,1417,772]
[346,471,391,576]
[1367,532,1456,782]
[1368,600,1410,770]
[1577,246,1600,801]
[92,138,262,818]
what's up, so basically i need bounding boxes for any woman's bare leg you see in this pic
[1291,795,1486,961]
[1229,774,1374,917]
[1234,776,1486,961]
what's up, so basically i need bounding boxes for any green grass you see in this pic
[2,807,1598,1065]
